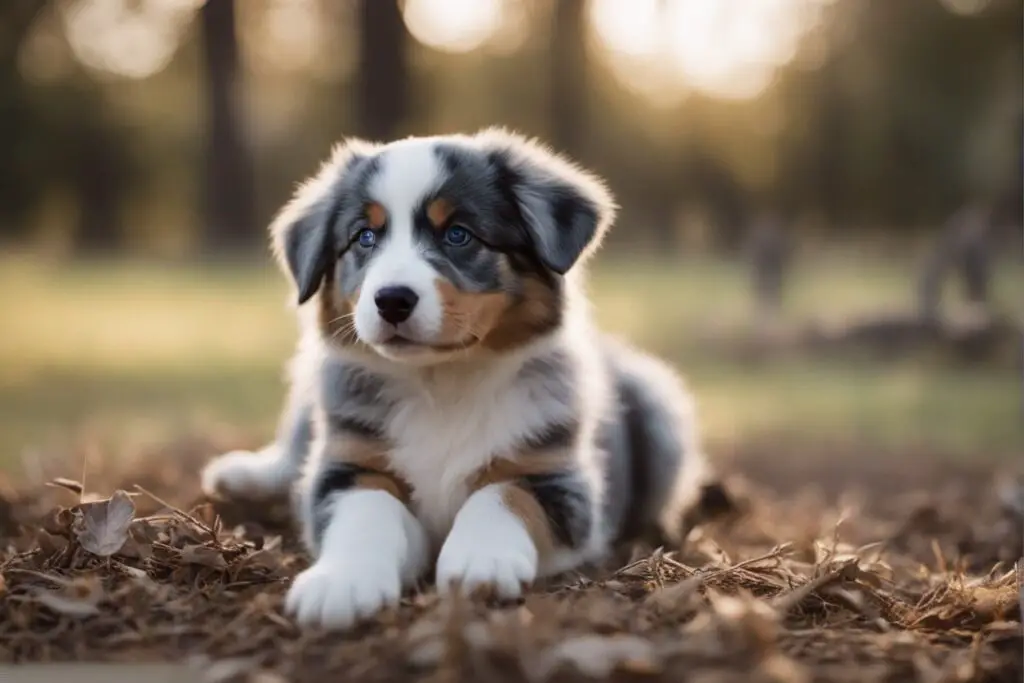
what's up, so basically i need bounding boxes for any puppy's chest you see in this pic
[383,381,545,541]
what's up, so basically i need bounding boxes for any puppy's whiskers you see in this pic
[330,319,359,345]
[326,312,357,326]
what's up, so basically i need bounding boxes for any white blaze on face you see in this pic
[354,139,448,351]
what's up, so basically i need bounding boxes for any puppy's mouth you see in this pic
[379,334,478,353]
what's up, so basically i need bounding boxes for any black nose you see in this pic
[374,286,419,324]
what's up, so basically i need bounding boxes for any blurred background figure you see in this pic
[0,0,1020,470]
[744,211,791,331]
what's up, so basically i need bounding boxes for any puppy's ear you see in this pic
[477,128,617,274]
[270,140,375,305]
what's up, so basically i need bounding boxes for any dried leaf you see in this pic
[116,524,155,560]
[73,490,136,557]
[33,576,103,618]
[180,544,228,568]
[35,529,68,556]
[967,585,1018,621]
[45,477,84,496]
[239,548,282,573]
[193,656,258,683]
[530,635,660,681]
[35,590,101,617]
[772,559,859,614]
[40,507,76,536]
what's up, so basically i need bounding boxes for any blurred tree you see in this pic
[0,1,140,252]
[199,0,257,252]
[356,0,409,140]
[1,0,1021,255]
[0,0,51,240]
[68,104,130,252]
[745,212,791,320]
[549,0,587,158]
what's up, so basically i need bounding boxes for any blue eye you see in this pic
[357,229,377,248]
[443,225,472,247]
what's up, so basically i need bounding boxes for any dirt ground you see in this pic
[0,437,1021,683]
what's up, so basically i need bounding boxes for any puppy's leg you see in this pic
[201,347,317,501]
[436,454,595,599]
[285,430,428,630]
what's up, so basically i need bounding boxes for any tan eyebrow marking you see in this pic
[366,202,387,229]
[426,198,454,229]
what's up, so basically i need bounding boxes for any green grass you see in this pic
[0,252,1020,470]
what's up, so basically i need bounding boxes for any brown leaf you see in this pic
[530,635,661,681]
[45,477,84,496]
[35,590,101,617]
[35,529,68,556]
[772,559,860,614]
[180,544,228,568]
[40,507,76,536]
[116,523,155,560]
[968,585,1018,621]
[73,490,136,557]
[982,620,1024,640]
[33,576,103,618]
[249,672,289,683]
[239,548,282,573]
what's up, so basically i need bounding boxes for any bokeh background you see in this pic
[0,0,1021,475]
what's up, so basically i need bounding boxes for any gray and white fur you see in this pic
[201,128,715,631]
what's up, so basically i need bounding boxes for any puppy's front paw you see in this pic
[436,517,538,600]
[285,559,403,630]
[200,448,293,501]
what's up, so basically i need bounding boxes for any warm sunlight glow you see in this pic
[589,0,833,103]
[402,0,505,54]
[59,0,198,80]
[238,0,349,79]
[588,0,662,59]
[937,0,993,15]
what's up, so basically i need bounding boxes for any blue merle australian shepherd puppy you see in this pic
[200,128,719,631]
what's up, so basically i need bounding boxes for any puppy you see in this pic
[201,128,716,631]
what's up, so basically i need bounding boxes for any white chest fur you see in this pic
[377,348,576,543]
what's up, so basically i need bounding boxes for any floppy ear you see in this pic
[477,128,617,274]
[270,140,375,305]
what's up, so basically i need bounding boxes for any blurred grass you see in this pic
[0,252,1020,470]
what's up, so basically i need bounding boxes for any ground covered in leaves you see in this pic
[0,437,1021,682]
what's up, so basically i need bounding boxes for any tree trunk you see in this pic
[549,0,587,157]
[71,118,122,253]
[356,0,409,141]
[200,0,256,253]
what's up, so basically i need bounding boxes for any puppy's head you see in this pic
[271,128,615,364]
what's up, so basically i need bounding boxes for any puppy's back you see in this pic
[597,336,710,546]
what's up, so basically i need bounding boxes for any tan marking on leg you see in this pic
[366,202,387,229]
[426,198,454,229]
[354,472,411,503]
[323,434,390,470]
[472,451,573,490]
[502,484,556,558]
[469,450,577,566]
[323,433,412,503]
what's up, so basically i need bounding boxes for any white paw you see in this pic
[284,557,403,630]
[436,485,539,599]
[200,448,294,501]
